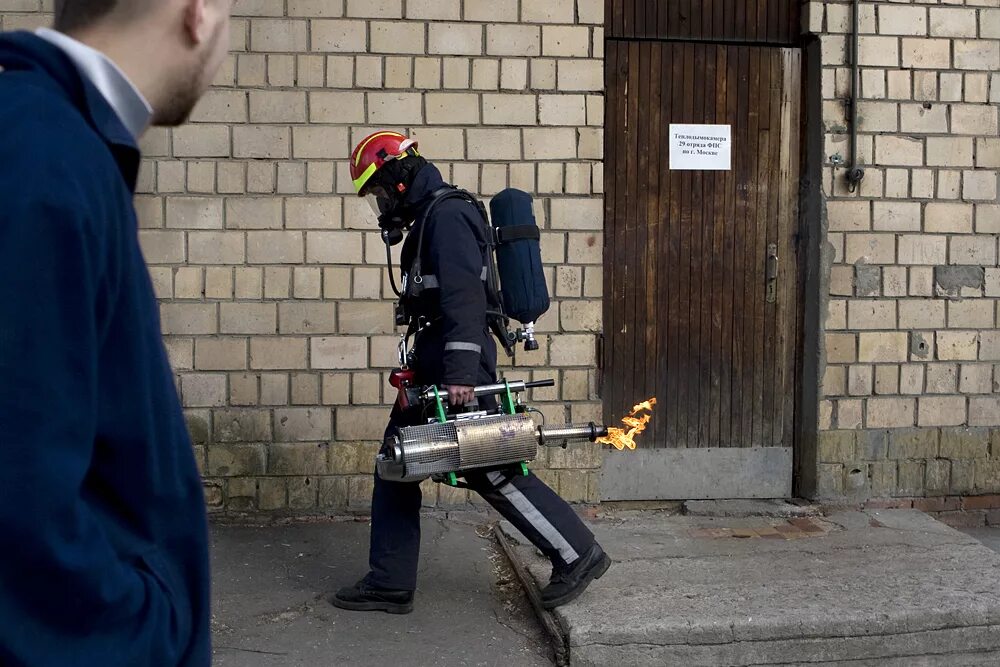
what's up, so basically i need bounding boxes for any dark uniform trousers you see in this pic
[367,396,596,592]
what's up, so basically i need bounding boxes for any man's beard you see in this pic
[153,22,226,127]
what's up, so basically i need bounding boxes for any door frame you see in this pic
[598,35,816,501]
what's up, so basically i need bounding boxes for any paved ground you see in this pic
[503,507,1000,666]
[210,512,550,667]
[962,526,1000,554]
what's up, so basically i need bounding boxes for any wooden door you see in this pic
[601,41,803,500]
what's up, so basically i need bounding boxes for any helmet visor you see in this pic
[365,192,392,219]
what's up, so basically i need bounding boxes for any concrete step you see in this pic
[501,509,1000,666]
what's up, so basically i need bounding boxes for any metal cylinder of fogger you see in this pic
[375,415,609,483]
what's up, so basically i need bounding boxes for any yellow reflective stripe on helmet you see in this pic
[352,161,378,193]
[353,131,402,167]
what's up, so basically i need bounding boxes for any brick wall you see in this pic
[810,1,1000,499]
[0,1,606,512]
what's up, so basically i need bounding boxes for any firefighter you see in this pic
[331,131,611,615]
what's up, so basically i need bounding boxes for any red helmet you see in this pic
[350,131,419,195]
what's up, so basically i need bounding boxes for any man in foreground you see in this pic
[0,1,232,664]
[331,132,611,615]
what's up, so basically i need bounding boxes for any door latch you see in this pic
[765,243,778,304]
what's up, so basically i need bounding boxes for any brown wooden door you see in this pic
[601,41,803,499]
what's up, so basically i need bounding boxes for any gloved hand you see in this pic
[442,384,475,406]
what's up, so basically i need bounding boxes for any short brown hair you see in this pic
[54,0,137,33]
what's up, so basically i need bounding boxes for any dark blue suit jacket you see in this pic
[0,32,210,666]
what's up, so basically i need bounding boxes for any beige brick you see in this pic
[423,92,479,125]
[868,398,916,429]
[337,301,394,334]
[181,374,227,408]
[950,235,997,266]
[532,58,557,90]
[312,19,367,52]
[897,235,946,266]
[857,36,897,67]
[428,22,482,56]
[949,301,995,329]
[962,171,997,202]
[205,267,233,300]
[938,331,979,361]
[307,91,364,124]
[346,0,400,18]
[918,396,966,427]
[875,136,923,167]
[218,303,276,335]
[872,201,920,232]
[404,0,459,19]
[172,267,202,299]
[537,94,588,127]
[250,338,308,370]
[960,364,994,394]
[275,302,335,334]
[250,19,308,51]
[233,126,289,159]
[369,20,425,54]
[969,398,1000,427]
[325,54,354,87]
[481,94,537,126]
[524,128,577,160]
[542,25,591,58]
[222,197,279,230]
[162,197,221,230]
[500,59,528,90]
[467,129,521,161]
[207,442,267,476]
[558,59,603,92]
[847,300,895,330]
[858,332,908,363]
[486,25,541,57]
[311,337,368,369]
[186,231,243,265]
[161,304,217,335]
[139,231,186,264]
[984,9,1000,39]
[442,57,471,89]
[284,197,342,230]
[952,105,998,136]
[925,137,974,168]
[954,40,1000,71]
[549,334,595,367]
[844,234,896,264]
[195,338,248,371]
[305,231,364,264]
[977,139,1000,170]
[929,8,977,38]
[899,103,947,133]
[926,364,956,394]
[246,231,303,264]
[293,267,322,299]
[898,299,946,330]
[405,128,463,161]
[292,126,351,160]
[879,5,927,36]
[901,38,950,69]
[273,408,332,442]
[464,0,517,21]
[978,205,1000,234]
[523,0,573,23]
[366,92,423,125]
[334,407,385,441]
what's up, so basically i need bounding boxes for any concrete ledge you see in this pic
[502,510,1000,666]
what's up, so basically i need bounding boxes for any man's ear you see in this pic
[184,0,208,45]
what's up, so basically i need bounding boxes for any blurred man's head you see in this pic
[53,0,233,126]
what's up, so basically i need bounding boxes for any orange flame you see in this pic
[597,398,657,450]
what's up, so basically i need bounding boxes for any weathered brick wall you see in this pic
[0,1,605,512]
[810,1,1000,499]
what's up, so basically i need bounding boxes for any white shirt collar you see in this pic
[35,28,152,140]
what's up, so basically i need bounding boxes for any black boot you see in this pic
[330,579,414,615]
[540,543,611,610]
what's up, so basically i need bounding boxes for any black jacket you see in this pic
[399,165,497,387]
